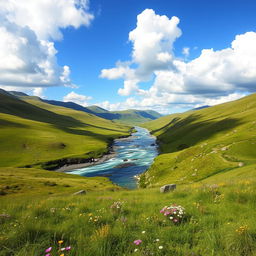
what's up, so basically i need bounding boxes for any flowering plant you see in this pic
[110,201,124,214]
[160,204,186,224]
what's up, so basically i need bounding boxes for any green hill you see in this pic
[0,90,131,169]
[1,91,256,255]
[8,91,162,124]
[140,93,256,187]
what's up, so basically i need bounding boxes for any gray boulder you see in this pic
[160,184,176,193]
[73,190,86,195]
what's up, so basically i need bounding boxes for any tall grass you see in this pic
[1,181,256,256]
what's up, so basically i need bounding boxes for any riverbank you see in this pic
[55,134,135,173]
[68,127,158,189]
[56,151,117,172]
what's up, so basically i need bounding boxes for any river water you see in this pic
[69,127,158,189]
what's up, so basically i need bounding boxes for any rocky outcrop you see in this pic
[160,184,176,193]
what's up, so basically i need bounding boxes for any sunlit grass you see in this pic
[1,181,256,255]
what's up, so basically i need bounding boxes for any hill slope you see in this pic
[8,91,162,124]
[141,93,256,187]
[0,90,131,168]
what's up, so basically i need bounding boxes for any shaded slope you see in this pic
[141,94,256,187]
[0,90,131,168]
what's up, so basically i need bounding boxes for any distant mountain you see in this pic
[192,105,210,111]
[6,90,162,124]
[9,91,28,97]
[42,99,95,115]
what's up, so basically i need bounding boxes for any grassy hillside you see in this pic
[1,91,256,255]
[110,109,162,124]
[86,105,162,124]
[0,91,131,168]
[141,93,256,187]
[0,168,255,256]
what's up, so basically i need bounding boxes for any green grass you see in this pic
[1,175,256,256]
[0,93,131,168]
[86,106,162,125]
[140,93,256,187]
[1,92,256,255]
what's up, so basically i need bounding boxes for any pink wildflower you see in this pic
[134,239,142,245]
[65,246,71,251]
[45,247,52,253]
[45,254,51,256]
[173,218,179,223]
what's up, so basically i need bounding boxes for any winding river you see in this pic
[69,127,158,189]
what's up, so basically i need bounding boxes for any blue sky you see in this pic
[0,0,256,113]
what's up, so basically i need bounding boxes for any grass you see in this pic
[0,93,131,168]
[1,177,256,255]
[140,93,256,187]
[1,92,256,255]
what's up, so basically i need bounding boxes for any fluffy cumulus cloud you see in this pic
[100,9,256,113]
[100,9,182,96]
[0,0,93,90]
[63,91,92,107]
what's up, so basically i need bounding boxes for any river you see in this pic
[69,127,158,189]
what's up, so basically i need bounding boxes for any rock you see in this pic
[123,159,129,162]
[150,143,156,146]
[114,163,136,168]
[73,190,86,195]
[160,184,176,193]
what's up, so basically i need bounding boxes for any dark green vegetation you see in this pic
[0,90,131,168]
[141,93,256,187]
[1,91,256,255]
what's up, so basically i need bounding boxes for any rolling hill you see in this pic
[8,91,162,124]
[141,93,256,187]
[0,90,131,169]
[91,108,162,124]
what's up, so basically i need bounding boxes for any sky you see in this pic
[0,0,256,114]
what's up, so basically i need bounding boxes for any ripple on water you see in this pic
[69,127,158,189]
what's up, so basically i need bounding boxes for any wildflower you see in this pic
[134,239,142,245]
[236,225,248,234]
[155,239,160,242]
[159,246,163,249]
[65,246,71,251]
[160,204,186,224]
[61,248,66,251]
[134,248,138,252]
[45,254,51,256]
[142,231,146,234]
[58,240,64,244]
[45,247,52,253]
[60,254,64,256]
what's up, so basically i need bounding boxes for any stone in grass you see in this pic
[73,190,86,195]
[160,184,176,193]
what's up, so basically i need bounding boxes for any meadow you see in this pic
[1,92,256,255]
[1,176,255,256]
[140,93,256,188]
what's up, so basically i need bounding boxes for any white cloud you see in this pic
[182,47,190,57]
[100,9,256,112]
[0,0,93,89]
[63,91,92,106]
[100,9,182,96]
[0,0,93,40]
[33,87,45,98]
